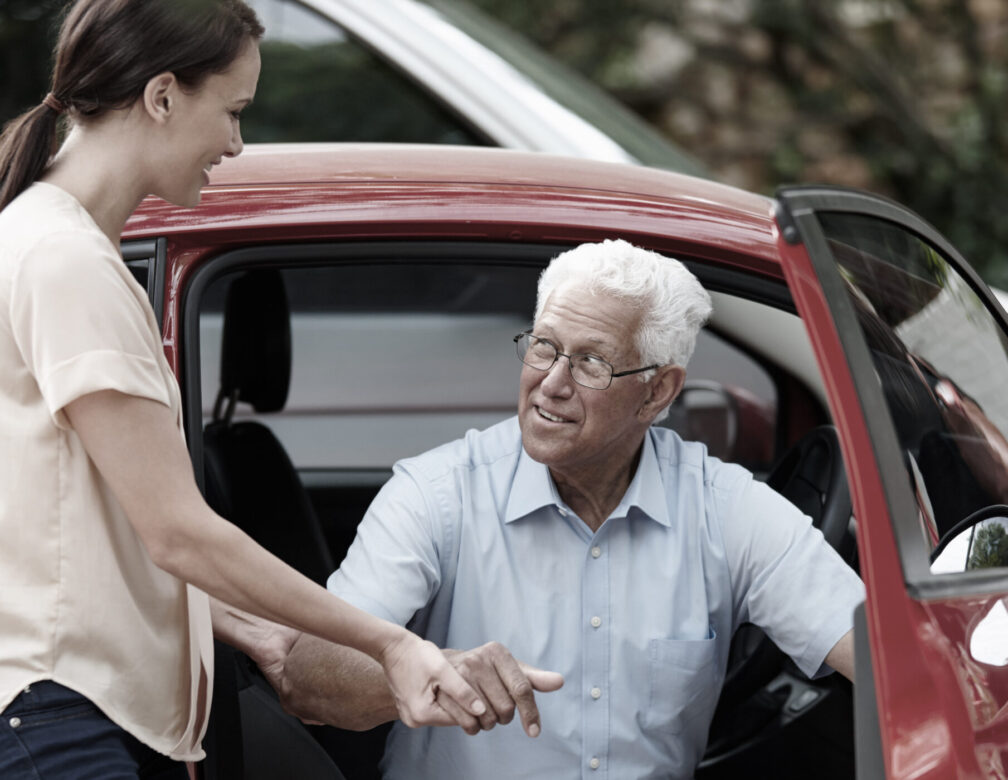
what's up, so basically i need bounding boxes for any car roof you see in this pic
[124,143,781,278]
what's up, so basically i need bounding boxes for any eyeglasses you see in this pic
[513,331,659,390]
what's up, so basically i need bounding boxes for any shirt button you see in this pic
[590,616,602,628]
[590,687,602,700]
[591,546,602,559]
[9,717,20,729]
[558,507,568,517]
[589,757,601,770]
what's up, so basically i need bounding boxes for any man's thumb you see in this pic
[522,665,564,692]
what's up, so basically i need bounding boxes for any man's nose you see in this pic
[540,355,575,395]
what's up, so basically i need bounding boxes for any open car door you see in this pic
[775,187,1008,779]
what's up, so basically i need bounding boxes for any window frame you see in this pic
[777,185,1008,599]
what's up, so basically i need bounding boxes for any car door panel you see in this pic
[776,186,1008,778]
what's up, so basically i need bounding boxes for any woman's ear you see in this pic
[142,72,178,123]
[639,365,686,422]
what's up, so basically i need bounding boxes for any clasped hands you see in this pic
[432,642,565,737]
[246,614,563,738]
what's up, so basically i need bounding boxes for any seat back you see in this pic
[202,269,335,584]
[200,270,344,778]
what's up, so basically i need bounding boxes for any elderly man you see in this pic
[280,239,865,778]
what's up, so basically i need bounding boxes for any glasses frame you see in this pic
[513,330,659,390]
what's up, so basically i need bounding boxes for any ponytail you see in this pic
[0,102,63,212]
[0,0,263,214]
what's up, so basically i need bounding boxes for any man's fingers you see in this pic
[441,645,565,737]
[437,664,487,721]
[520,664,565,692]
[492,654,545,738]
[434,689,482,735]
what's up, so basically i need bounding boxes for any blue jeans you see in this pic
[0,681,189,779]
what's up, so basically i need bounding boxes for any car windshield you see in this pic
[418,0,708,176]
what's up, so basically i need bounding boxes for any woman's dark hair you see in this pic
[0,0,264,211]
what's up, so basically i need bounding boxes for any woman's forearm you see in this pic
[65,389,399,660]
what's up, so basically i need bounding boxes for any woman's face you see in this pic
[157,39,261,207]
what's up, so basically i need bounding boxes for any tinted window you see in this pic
[201,262,537,469]
[242,0,487,145]
[199,257,779,473]
[817,212,1008,564]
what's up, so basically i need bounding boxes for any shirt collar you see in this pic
[505,430,670,527]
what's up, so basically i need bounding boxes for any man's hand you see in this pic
[209,597,320,722]
[245,618,303,703]
[436,642,564,737]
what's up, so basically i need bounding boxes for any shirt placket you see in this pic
[581,531,610,778]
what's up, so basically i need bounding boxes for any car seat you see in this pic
[202,268,335,584]
[199,268,344,780]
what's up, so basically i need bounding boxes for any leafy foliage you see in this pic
[468,0,1008,286]
[969,522,1008,570]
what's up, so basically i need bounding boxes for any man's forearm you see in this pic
[825,628,855,682]
[282,632,399,730]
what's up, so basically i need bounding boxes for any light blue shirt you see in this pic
[329,417,865,780]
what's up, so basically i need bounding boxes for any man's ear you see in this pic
[638,365,686,422]
[142,72,178,124]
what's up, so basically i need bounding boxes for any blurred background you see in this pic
[3,0,1008,285]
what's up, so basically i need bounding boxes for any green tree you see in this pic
[468,0,1008,286]
[968,522,1008,570]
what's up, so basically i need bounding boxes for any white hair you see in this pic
[535,239,712,420]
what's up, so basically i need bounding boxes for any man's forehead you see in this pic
[538,286,639,329]
[535,299,642,361]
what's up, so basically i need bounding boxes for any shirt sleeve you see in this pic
[716,472,866,678]
[327,463,448,626]
[9,229,171,430]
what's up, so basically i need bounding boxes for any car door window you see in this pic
[200,261,538,470]
[241,0,487,145]
[815,211,1008,568]
[197,254,780,475]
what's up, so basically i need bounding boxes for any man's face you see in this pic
[518,285,658,480]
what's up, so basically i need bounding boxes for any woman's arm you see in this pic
[64,389,484,729]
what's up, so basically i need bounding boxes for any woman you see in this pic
[0,1,483,776]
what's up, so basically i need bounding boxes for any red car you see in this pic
[123,143,1008,779]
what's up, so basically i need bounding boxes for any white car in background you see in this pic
[242,0,706,173]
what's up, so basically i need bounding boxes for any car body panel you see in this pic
[246,0,706,173]
[772,211,968,778]
[126,144,777,378]
[120,144,1008,778]
[777,187,1008,778]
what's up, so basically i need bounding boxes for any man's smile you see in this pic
[536,406,570,423]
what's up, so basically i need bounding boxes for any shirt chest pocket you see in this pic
[643,629,719,735]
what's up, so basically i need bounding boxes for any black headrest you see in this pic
[219,270,291,414]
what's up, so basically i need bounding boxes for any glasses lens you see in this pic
[570,355,613,389]
[518,334,556,369]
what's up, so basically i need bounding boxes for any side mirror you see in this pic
[661,380,775,471]
[664,381,738,460]
[930,505,1008,574]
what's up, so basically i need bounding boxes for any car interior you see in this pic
[183,241,861,779]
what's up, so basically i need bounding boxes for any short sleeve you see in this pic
[327,465,446,626]
[9,229,171,429]
[717,475,865,678]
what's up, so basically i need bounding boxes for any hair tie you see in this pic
[42,93,66,114]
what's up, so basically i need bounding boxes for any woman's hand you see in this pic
[378,631,486,729]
